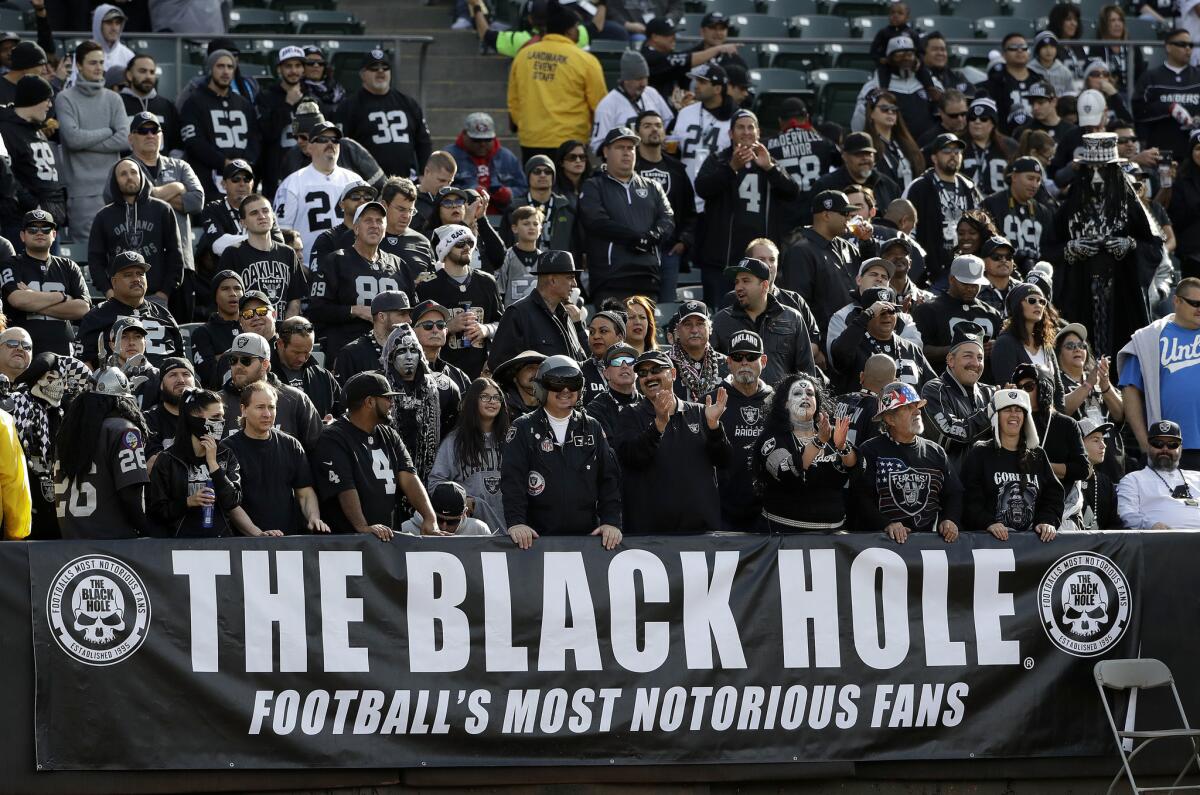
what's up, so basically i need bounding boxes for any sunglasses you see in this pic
[1150,439,1182,450]
[453,241,474,249]
[305,59,327,66]
[241,306,271,319]
[1025,296,1047,306]
[1168,40,1194,48]
[436,514,462,526]
[636,365,670,378]
[133,126,159,135]
[990,253,1014,262]
[478,393,503,404]
[24,225,53,234]
[607,355,636,367]
[1091,70,1111,77]
[231,355,262,367]
[729,352,761,363]
[311,135,339,145]
[530,167,554,176]
[876,104,899,113]
[227,175,251,184]
[1017,381,1037,393]
[543,378,583,393]
[284,321,314,333]
[1116,136,1138,144]
[1005,44,1029,52]
[346,191,374,201]
[2,339,31,351]
[944,111,968,119]
[1061,340,1087,351]
[1178,295,1200,308]
[441,199,466,208]
[416,320,447,331]
[564,153,588,162]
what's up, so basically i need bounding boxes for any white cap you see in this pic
[1077,89,1106,127]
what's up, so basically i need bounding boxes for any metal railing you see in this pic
[54,31,437,107]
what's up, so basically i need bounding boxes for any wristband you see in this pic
[836,442,852,457]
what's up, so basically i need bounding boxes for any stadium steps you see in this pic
[342,0,528,152]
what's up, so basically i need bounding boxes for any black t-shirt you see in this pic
[144,404,178,456]
[312,416,414,532]
[221,428,312,533]
[56,417,149,539]
[0,253,89,355]
[912,293,1003,347]
[217,239,308,318]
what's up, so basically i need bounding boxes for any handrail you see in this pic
[52,31,437,108]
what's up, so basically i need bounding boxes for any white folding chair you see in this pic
[1095,658,1200,794]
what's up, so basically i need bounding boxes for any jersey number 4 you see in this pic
[371,448,396,495]
[368,110,410,145]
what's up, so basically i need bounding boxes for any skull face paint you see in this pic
[392,328,423,379]
[787,379,817,427]
[32,370,64,407]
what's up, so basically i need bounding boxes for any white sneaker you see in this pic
[451,16,473,29]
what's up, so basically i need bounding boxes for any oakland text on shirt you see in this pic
[530,51,569,82]
[1159,330,1200,372]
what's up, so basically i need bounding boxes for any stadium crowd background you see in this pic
[0,0,1193,544]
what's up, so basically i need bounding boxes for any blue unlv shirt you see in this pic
[1119,321,1200,449]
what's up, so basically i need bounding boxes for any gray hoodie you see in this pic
[149,0,227,34]
[54,77,129,199]
[428,429,506,534]
[92,4,136,71]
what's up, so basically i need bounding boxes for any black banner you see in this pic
[31,533,1143,770]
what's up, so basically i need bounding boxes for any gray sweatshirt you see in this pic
[54,78,129,198]
[428,429,506,534]
[149,0,227,34]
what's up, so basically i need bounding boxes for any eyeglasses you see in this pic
[876,104,899,113]
[391,205,415,216]
[133,126,159,135]
[542,378,583,393]
[1168,40,1194,48]
[478,393,503,404]
[944,111,968,119]
[305,59,327,66]
[607,355,636,368]
[1116,136,1138,144]
[1178,294,1200,308]
[311,135,339,145]
[564,152,588,162]
[1005,44,1029,52]
[990,253,1014,262]
[231,355,262,367]
[346,191,373,202]
[283,321,314,333]
[1017,381,1037,393]
[2,339,32,351]
[636,365,670,378]
[729,352,760,362]
[241,306,271,319]
[529,166,555,176]
[416,320,447,331]
[227,175,251,184]
[453,241,474,249]
[436,514,462,527]
[1061,340,1087,351]
[24,225,53,234]
[1150,439,1182,450]
[1025,296,1047,306]
[441,199,466,208]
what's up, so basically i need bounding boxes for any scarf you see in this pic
[10,390,55,480]
[389,372,442,482]
[667,342,722,402]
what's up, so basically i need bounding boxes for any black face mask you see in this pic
[186,413,223,440]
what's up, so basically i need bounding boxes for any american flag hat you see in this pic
[873,381,925,420]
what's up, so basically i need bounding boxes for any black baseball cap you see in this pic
[129,111,159,132]
[813,189,853,214]
[371,291,411,314]
[635,350,673,370]
[931,132,964,153]
[345,371,400,402]
[430,481,468,516]
[107,250,150,275]
[363,48,389,67]
[238,290,272,310]
[604,342,639,366]
[223,159,254,179]
[676,299,709,322]
[701,10,730,26]
[843,131,876,154]
[686,62,727,86]
[1150,420,1182,440]
[981,236,1015,258]
[724,257,770,280]
[859,285,899,308]
[948,321,986,353]
[1008,156,1043,176]
[411,299,450,321]
[728,329,764,354]
[22,208,55,230]
[645,17,676,36]
[599,125,640,152]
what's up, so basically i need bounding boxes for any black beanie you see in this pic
[14,75,52,108]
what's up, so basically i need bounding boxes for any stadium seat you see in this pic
[288,9,364,34]
[730,14,789,38]
[0,8,23,30]
[227,8,290,34]
[270,0,339,9]
[902,0,944,17]
[1073,0,1111,20]
[224,38,287,66]
[809,67,870,127]
[975,15,1037,39]
[324,40,392,87]
[654,301,679,327]
[179,323,203,361]
[826,42,877,70]
[913,15,976,40]
[123,38,180,65]
[749,68,815,128]
[155,62,203,101]
[853,16,889,39]
[679,12,708,31]
[759,0,818,16]
[698,0,759,16]
[587,39,630,88]
[824,0,889,19]
[789,15,850,40]
[1124,17,1163,41]
[676,286,703,302]
[755,41,827,69]
[1001,0,1058,18]
[952,43,993,69]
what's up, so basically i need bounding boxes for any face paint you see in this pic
[786,379,817,427]
[32,372,65,406]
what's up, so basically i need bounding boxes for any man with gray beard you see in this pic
[707,330,772,532]
[1117,420,1200,529]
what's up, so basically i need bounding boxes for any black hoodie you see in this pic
[87,159,185,298]
[0,106,64,226]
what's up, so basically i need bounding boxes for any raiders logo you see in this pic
[484,476,500,494]
[1039,552,1131,658]
[505,427,517,444]
[760,437,776,454]
[887,470,931,516]
[527,470,546,496]
[634,186,648,199]
[687,422,700,433]
[46,555,151,667]
[740,405,761,425]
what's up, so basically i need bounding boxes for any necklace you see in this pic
[1151,467,1187,497]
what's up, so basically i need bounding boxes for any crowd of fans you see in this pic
[0,0,1195,546]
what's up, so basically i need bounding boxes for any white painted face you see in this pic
[32,370,64,407]
[392,331,422,378]
[787,379,817,425]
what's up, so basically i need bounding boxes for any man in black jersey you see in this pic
[912,254,1002,368]
[192,271,243,388]
[335,49,431,181]
[145,356,194,463]
[313,371,440,539]
[920,322,995,473]
[830,286,935,393]
[835,352,896,448]
[309,180,378,271]
[1134,29,1200,160]
[903,133,980,286]
[985,33,1037,134]
[634,110,695,302]
[217,193,306,319]
[981,157,1058,272]
[0,210,90,356]
[256,46,307,199]
[309,200,412,362]
[78,251,182,368]
[768,98,838,221]
[0,76,65,234]
[222,380,329,536]
[1021,81,1076,143]
[195,159,255,280]
[380,176,434,278]
[333,290,410,385]
[417,223,503,378]
[180,49,262,200]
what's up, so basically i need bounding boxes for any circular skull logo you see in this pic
[46,556,150,666]
[1039,552,1131,658]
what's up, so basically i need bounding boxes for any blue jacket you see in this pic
[447,133,527,209]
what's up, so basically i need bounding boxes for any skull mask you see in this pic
[71,575,126,645]
[786,379,817,428]
[391,326,423,379]
[1061,570,1108,637]
[31,370,64,407]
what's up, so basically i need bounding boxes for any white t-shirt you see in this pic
[545,410,570,445]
